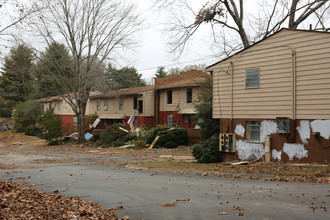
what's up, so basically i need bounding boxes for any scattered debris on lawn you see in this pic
[0,179,118,219]
[85,132,94,141]
[230,153,259,165]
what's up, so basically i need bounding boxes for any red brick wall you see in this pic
[60,115,76,133]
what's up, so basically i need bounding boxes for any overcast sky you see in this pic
[122,0,215,82]
[0,0,215,82]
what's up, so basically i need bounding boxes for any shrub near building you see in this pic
[12,100,42,132]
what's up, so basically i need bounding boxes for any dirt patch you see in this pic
[0,131,45,146]
[0,179,118,219]
[131,161,330,183]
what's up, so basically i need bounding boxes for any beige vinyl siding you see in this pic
[159,87,199,112]
[210,29,330,120]
[90,91,155,117]
[43,100,75,116]
[142,90,155,116]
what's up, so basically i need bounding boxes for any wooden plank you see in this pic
[149,136,160,149]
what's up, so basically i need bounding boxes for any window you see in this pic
[74,101,79,112]
[73,116,78,127]
[104,99,108,111]
[246,121,260,141]
[133,97,138,110]
[186,88,192,103]
[103,119,111,128]
[119,98,123,110]
[138,100,143,113]
[97,99,101,111]
[246,68,260,88]
[57,102,60,111]
[167,90,172,104]
[167,114,173,127]
[183,114,189,123]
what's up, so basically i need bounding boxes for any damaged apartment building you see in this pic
[39,69,208,140]
[206,29,330,163]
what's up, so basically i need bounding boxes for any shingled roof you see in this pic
[155,69,209,90]
[89,86,154,99]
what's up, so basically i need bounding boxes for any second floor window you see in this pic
[104,99,108,111]
[119,98,123,110]
[97,99,101,111]
[186,88,192,103]
[246,68,260,88]
[133,97,138,110]
[167,90,172,104]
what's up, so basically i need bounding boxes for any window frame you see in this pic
[73,116,78,127]
[167,90,172,104]
[167,114,173,127]
[104,99,108,111]
[183,114,189,123]
[186,88,192,103]
[138,100,143,114]
[97,99,101,111]
[133,97,138,110]
[119,98,124,110]
[245,68,260,89]
[246,121,261,141]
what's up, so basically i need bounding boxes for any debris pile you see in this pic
[0,180,118,219]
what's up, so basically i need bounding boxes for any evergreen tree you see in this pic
[105,64,146,90]
[155,66,167,78]
[0,44,35,115]
[34,42,73,98]
[194,76,219,140]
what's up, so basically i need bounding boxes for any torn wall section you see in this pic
[220,119,330,163]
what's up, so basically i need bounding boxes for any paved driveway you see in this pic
[0,146,329,220]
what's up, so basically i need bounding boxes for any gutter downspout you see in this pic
[289,49,296,143]
[230,61,234,133]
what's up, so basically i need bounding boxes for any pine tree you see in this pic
[0,44,35,115]
[34,42,73,98]
[105,64,146,90]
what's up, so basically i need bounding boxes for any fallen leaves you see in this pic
[161,198,190,207]
[0,179,118,219]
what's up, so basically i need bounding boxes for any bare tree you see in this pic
[155,0,330,57]
[0,1,39,59]
[30,0,142,142]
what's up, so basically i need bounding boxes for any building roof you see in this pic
[38,96,62,103]
[90,86,154,99]
[205,28,330,70]
[155,69,209,90]
[38,91,103,102]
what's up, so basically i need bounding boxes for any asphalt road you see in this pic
[0,148,329,220]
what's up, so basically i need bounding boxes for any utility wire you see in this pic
[137,57,210,71]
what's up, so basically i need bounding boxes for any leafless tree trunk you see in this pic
[30,0,142,143]
[155,0,330,57]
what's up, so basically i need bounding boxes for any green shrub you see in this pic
[37,107,63,141]
[134,139,146,149]
[98,123,130,147]
[24,125,41,136]
[192,135,221,163]
[156,128,189,148]
[47,139,63,146]
[12,100,42,132]
[91,133,100,142]
[144,125,170,144]
[143,126,189,148]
